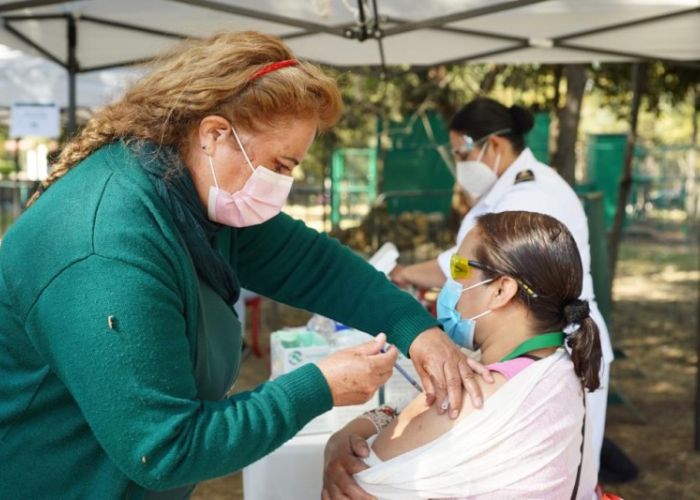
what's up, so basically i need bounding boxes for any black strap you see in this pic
[570,386,586,500]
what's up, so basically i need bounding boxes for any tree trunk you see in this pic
[479,64,503,94]
[547,65,564,165]
[551,64,587,186]
[608,63,647,279]
[552,65,563,111]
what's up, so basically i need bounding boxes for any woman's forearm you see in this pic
[401,259,447,289]
[334,405,398,441]
[234,215,439,355]
[334,417,378,441]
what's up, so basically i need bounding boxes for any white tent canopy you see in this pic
[0,0,697,130]
[0,0,697,71]
[0,44,141,108]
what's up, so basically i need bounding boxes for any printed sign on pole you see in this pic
[10,102,60,138]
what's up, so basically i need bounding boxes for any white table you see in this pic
[243,334,421,499]
[243,432,330,500]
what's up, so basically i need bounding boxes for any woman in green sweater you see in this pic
[0,32,487,498]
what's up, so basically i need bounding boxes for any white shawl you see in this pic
[355,350,596,499]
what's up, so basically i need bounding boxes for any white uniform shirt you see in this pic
[437,148,614,364]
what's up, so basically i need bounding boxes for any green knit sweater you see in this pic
[0,142,438,499]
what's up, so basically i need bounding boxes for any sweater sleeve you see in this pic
[24,253,332,491]
[232,213,439,355]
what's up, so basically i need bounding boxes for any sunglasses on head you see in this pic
[449,253,539,298]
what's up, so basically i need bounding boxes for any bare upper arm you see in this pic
[372,371,507,460]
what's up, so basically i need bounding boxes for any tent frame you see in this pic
[2,0,697,132]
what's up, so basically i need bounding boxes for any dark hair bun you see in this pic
[564,299,590,324]
[508,105,534,134]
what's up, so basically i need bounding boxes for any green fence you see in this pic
[586,134,629,230]
[578,191,613,327]
[381,110,454,216]
[526,111,550,164]
[330,148,377,229]
[586,136,697,234]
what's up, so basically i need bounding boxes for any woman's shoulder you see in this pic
[1,142,185,314]
[522,353,584,416]
[371,351,576,458]
[371,371,509,461]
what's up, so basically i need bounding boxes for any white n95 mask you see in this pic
[456,142,501,201]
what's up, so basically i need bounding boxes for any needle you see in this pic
[381,344,423,392]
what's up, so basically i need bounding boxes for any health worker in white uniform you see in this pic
[391,97,614,476]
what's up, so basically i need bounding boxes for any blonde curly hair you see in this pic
[28,31,342,206]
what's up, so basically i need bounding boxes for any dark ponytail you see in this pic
[564,300,602,391]
[449,97,534,153]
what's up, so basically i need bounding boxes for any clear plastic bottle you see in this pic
[306,314,337,346]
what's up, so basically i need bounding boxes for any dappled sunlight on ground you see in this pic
[646,380,687,396]
[604,239,699,499]
[615,273,697,301]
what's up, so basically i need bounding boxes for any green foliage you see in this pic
[593,62,699,118]
[0,124,15,178]
[299,62,698,183]
[0,160,15,176]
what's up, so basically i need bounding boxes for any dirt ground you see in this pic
[599,238,699,499]
[192,237,700,500]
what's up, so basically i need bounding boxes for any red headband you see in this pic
[250,59,299,81]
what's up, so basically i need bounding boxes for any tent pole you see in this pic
[694,88,700,452]
[696,213,700,451]
[67,15,77,136]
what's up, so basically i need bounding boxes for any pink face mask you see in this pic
[207,126,294,227]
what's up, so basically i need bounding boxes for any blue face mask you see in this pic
[437,278,493,350]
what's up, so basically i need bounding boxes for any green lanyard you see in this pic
[499,332,566,362]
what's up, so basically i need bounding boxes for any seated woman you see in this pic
[323,210,602,500]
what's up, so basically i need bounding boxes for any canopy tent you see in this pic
[0,0,698,69]
[0,0,697,129]
[0,44,140,108]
